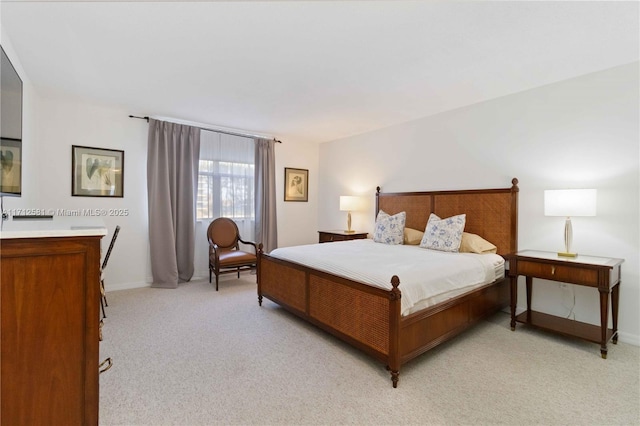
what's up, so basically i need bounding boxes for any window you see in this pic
[196,160,254,220]
[196,131,255,223]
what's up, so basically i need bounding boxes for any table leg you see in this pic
[599,287,610,359]
[510,275,518,330]
[611,282,620,344]
[526,276,532,323]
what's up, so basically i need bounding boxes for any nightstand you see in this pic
[507,250,624,358]
[318,230,368,243]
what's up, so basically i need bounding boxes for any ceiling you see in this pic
[1,1,638,143]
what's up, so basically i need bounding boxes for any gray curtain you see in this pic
[147,119,200,288]
[255,138,278,253]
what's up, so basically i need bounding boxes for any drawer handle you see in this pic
[99,357,113,374]
[99,319,104,342]
[551,266,556,275]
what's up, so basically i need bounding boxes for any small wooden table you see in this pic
[507,250,624,358]
[318,230,368,243]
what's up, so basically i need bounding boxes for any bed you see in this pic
[257,178,519,387]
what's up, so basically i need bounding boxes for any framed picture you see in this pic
[0,138,22,196]
[72,145,124,197]
[284,167,308,202]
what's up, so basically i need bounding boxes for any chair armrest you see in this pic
[238,238,258,254]
[208,238,220,258]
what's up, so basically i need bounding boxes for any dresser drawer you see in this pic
[517,260,598,287]
[320,233,347,243]
[318,231,367,243]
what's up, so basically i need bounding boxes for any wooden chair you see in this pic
[100,225,120,318]
[207,218,258,291]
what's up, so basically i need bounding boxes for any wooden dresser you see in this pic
[1,217,107,425]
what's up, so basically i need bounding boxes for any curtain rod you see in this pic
[128,115,282,143]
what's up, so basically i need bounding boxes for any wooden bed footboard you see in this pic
[258,254,401,367]
[257,178,518,388]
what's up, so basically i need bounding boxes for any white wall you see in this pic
[319,63,640,345]
[275,139,319,247]
[35,96,151,290]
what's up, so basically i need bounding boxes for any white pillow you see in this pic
[419,213,466,252]
[373,210,406,245]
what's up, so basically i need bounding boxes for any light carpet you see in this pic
[99,275,639,426]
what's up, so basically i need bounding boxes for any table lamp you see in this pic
[339,196,359,234]
[544,188,597,257]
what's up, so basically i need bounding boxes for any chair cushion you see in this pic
[213,250,256,267]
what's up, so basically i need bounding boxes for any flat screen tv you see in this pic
[1,45,23,197]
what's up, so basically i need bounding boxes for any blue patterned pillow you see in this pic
[373,210,406,245]
[419,213,466,252]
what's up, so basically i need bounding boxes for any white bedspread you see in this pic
[268,239,505,316]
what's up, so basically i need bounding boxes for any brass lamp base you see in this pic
[344,211,355,234]
[557,217,577,258]
[558,252,577,258]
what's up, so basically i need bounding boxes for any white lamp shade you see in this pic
[339,196,359,212]
[544,189,597,217]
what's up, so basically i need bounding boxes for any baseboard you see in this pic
[195,270,210,281]
[104,274,227,292]
[104,280,150,292]
[617,331,640,347]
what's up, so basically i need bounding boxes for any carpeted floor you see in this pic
[99,275,640,426]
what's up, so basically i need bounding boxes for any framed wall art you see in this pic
[284,167,308,202]
[0,138,22,196]
[72,145,124,197]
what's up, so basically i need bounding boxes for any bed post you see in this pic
[510,178,519,254]
[257,243,263,306]
[388,275,401,388]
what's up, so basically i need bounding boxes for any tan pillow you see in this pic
[459,232,497,254]
[403,227,424,245]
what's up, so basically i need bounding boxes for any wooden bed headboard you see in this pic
[375,178,519,256]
